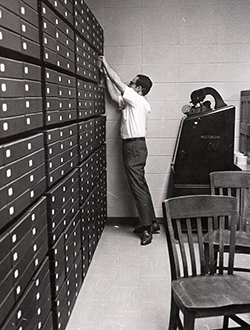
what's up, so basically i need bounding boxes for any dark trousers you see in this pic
[122,139,156,227]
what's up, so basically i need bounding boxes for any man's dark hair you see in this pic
[136,74,153,96]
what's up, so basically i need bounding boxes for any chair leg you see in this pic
[176,316,184,330]
[223,316,229,329]
[168,298,179,330]
[183,312,195,330]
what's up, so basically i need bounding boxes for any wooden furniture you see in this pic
[210,171,250,272]
[210,171,250,232]
[163,195,250,330]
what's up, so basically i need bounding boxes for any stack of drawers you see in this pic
[77,81,95,119]
[94,84,105,115]
[42,3,75,73]
[0,134,46,231]
[46,168,80,246]
[0,0,106,329]
[79,144,106,267]
[44,123,78,187]
[0,197,51,329]
[50,212,82,329]
[0,58,43,139]
[44,68,77,126]
[75,34,99,82]
[0,1,40,57]
[94,116,106,149]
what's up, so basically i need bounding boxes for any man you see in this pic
[98,55,160,246]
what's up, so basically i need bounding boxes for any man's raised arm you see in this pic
[98,56,126,95]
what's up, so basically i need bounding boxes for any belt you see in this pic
[122,137,145,143]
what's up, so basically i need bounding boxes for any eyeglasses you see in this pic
[128,81,137,87]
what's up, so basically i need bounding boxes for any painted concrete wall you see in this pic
[85,0,250,218]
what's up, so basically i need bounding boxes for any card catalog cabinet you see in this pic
[0,0,106,329]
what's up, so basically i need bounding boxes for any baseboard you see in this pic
[106,217,164,226]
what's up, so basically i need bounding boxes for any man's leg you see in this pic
[122,140,156,228]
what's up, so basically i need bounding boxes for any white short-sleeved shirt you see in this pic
[118,86,151,139]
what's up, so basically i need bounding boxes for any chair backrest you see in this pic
[163,195,237,281]
[210,171,250,232]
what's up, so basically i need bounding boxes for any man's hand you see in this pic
[97,55,126,95]
[98,56,109,81]
[98,55,106,68]
[98,56,108,86]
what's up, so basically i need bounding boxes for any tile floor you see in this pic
[65,225,250,330]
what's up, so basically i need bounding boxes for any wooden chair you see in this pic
[163,195,250,330]
[210,171,250,272]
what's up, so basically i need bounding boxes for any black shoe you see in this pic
[140,229,152,246]
[134,221,160,234]
[152,221,160,232]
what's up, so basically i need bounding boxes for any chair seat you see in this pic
[235,231,250,248]
[204,230,250,249]
[172,274,250,310]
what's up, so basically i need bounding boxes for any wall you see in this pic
[85,0,250,219]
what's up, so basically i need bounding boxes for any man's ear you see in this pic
[136,85,142,94]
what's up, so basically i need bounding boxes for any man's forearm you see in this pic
[103,60,120,83]
[99,56,126,94]
[105,76,120,104]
